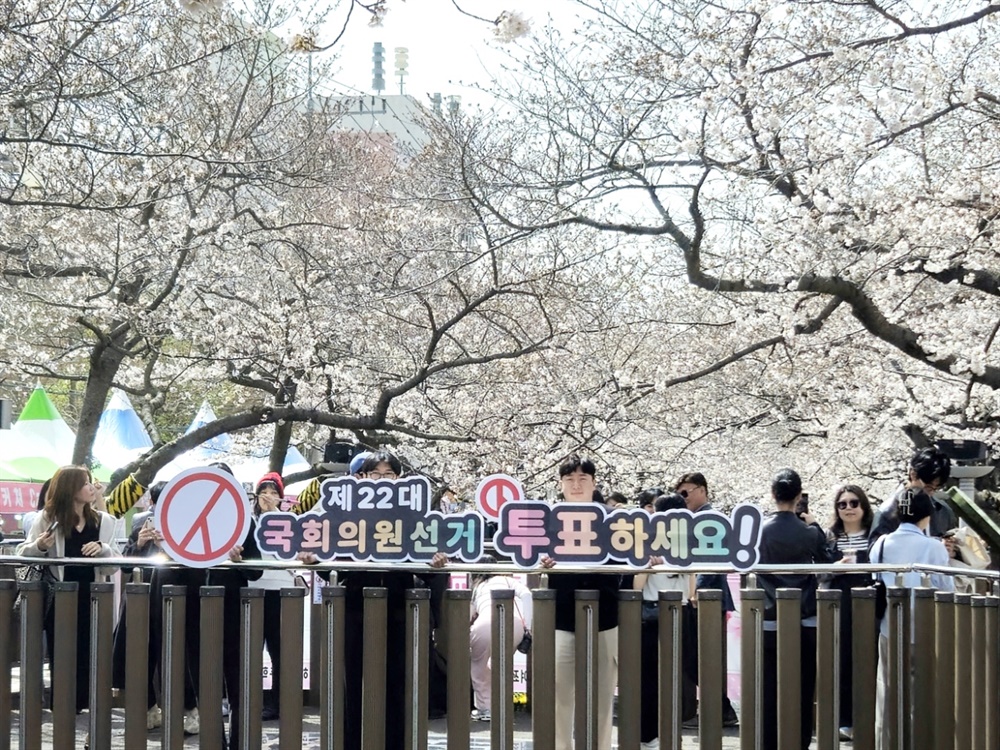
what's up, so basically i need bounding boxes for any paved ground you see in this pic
[7,709,752,749]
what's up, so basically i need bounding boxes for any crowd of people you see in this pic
[12,445,981,750]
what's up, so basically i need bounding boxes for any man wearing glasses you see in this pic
[868,447,958,547]
[674,472,739,728]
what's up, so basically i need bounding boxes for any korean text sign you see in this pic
[493,502,764,571]
[255,475,485,563]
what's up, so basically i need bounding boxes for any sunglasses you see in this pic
[837,499,861,510]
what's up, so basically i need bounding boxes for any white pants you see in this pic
[470,612,524,710]
[554,627,619,750]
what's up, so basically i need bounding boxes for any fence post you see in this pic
[199,586,226,750]
[161,584,187,750]
[490,587,516,750]
[444,588,472,750]
[911,588,936,750]
[616,590,641,750]
[279,587,306,750]
[89,582,114,750]
[953,593,973,750]
[739,588,765,750]
[320,585,345,750]
[123,583,150,750]
[933,592,955,750]
[404,588,430,750]
[239,587,265,750]
[846,586,877,750]
[0,580,14,750]
[697,589,724,750]
[971,596,988,750]
[573,590,600,750]
[362,587,388,750]
[17,579,45,750]
[655,590,684,750]
[776,589,802,750]
[815,589,840,750]
[884,586,910,750]
[531,589,557,750]
[50,581,79,750]
[984,594,999,750]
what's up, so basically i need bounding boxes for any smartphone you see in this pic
[46,521,59,534]
[795,493,809,517]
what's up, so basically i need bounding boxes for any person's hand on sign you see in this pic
[296,551,319,565]
[228,545,244,563]
[429,552,448,568]
[540,554,556,569]
[81,541,105,557]
[649,555,665,567]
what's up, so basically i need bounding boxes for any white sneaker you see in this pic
[641,741,660,750]
[146,705,163,730]
[183,708,200,735]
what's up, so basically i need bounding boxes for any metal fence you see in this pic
[1,559,998,750]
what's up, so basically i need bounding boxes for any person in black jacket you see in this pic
[674,471,739,727]
[202,463,264,750]
[758,468,833,750]
[338,452,449,750]
[540,455,624,750]
[868,447,957,548]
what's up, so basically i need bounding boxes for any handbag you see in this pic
[508,578,532,654]
[12,563,53,618]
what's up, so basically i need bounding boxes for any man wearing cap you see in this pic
[674,472,739,728]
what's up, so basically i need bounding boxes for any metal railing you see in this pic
[1,559,998,750]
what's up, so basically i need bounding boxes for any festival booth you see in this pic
[0,385,111,530]
[92,389,154,474]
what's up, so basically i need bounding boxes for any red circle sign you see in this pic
[475,474,524,520]
[155,467,251,568]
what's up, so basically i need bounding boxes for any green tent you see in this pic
[0,385,110,482]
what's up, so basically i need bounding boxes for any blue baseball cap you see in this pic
[349,451,373,475]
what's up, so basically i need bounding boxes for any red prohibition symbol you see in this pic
[475,474,525,520]
[155,467,251,568]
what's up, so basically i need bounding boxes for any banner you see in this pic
[254,473,764,571]
[256,475,485,563]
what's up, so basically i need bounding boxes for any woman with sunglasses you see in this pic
[824,484,874,741]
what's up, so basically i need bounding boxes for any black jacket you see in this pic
[868,485,957,546]
[758,511,832,622]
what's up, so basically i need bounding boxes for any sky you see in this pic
[314,0,578,105]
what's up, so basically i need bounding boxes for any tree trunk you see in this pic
[72,337,128,467]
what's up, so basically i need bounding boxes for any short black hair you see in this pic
[897,487,934,524]
[559,454,596,477]
[607,491,629,506]
[910,448,951,486]
[635,488,661,507]
[654,492,687,513]
[675,472,708,492]
[148,481,167,505]
[359,450,403,476]
[771,468,802,504]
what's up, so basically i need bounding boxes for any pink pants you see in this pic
[470,613,525,710]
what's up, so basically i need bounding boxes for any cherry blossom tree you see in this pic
[433,0,1000,503]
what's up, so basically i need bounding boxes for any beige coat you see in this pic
[16,511,121,581]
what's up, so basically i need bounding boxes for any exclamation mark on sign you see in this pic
[730,504,763,569]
